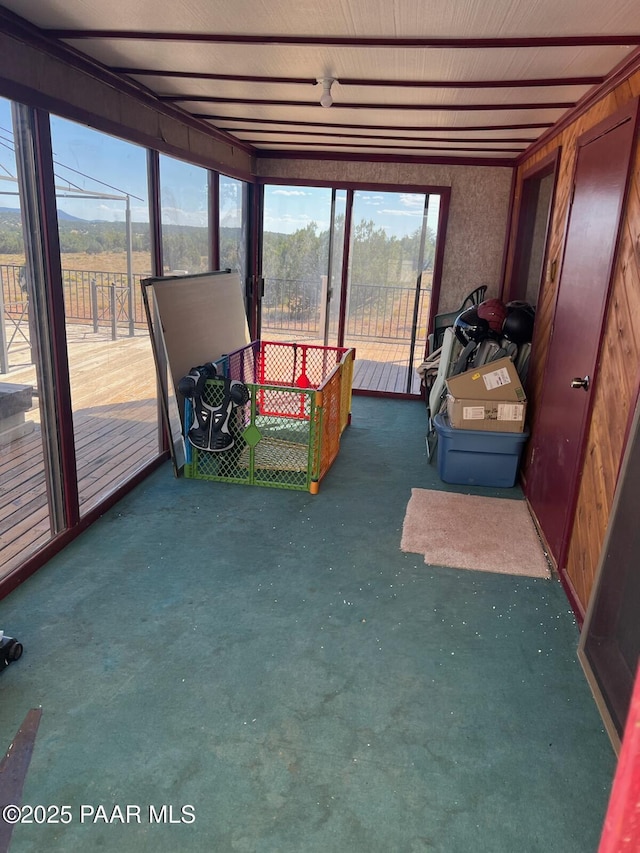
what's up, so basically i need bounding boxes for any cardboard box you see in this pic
[445,357,526,402]
[446,395,527,433]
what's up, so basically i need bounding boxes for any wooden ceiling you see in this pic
[3,0,640,164]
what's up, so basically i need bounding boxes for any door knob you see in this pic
[570,375,590,391]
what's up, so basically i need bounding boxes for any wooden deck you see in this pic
[1,319,423,580]
[351,342,424,395]
[0,399,157,570]
[262,329,424,395]
[1,324,159,579]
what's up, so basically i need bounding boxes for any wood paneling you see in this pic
[507,70,640,614]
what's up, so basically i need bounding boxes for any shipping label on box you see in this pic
[446,395,527,433]
[483,365,515,392]
[445,357,526,402]
[497,402,526,422]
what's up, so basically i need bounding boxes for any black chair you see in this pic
[428,285,487,354]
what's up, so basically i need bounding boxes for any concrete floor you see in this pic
[0,397,616,852]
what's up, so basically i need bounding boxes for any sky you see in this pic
[1,96,440,237]
[264,186,440,238]
[0,98,215,227]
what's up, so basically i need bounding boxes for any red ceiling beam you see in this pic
[517,44,640,163]
[161,95,575,110]
[194,114,554,132]
[255,149,516,167]
[47,30,640,48]
[117,70,314,85]
[113,68,604,89]
[247,140,525,152]
[226,127,534,143]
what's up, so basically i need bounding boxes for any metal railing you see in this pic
[262,277,430,341]
[1,263,147,372]
[2,265,432,373]
[62,269,146,334]
[1,264,146,324]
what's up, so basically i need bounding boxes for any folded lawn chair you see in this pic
[425,327,462,460]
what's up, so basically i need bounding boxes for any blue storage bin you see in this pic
[433,412,529,487]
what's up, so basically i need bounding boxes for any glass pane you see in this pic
[345,191,436,394]
[517,170,554,306]
[49,116,158,515]
[261,185,333,343]
[159,155,210,274]
[219,174,247,285]
[0,97,53,578]
[325,190,347,344]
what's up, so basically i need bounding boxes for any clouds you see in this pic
[263,211,329,232]
[376,193,425,219]
[264,185,332,233]
[379,208,423,218]
[160,205,207,227]
[271,189,311,197]
[354,191,430,232]
[398,193,424,208]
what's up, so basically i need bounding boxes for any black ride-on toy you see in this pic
[0,632,23,671]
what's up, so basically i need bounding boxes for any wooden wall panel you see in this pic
[508,69,640,615]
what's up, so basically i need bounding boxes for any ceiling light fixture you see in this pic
[317,77,336,108]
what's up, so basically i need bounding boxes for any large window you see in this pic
[49,116,158,515]
[159,155,210,274]
[219,174,247,285]
[0,95,252,586]
[0,97,55,579]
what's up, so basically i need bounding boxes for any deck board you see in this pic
[263,330,424,395]
[1,324,160,577]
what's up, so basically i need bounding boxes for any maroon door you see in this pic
[526,100,639,568]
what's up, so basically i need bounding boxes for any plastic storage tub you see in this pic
[183,341,355,493]
[433,412,529,487]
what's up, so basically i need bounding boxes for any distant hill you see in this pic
[57,209,85,222]
[0,206,236,267]
[0,206,85,221]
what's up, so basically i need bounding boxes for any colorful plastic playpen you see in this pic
[183,341,355,492]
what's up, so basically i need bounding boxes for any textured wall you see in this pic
[255,158,513,314]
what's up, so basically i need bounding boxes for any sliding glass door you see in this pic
[0,97,56,578]
[343,191,438,394]
[260,184,442,395]
[49,115,158,516]
[261,185,334,343]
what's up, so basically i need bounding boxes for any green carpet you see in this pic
[0,397,616,852]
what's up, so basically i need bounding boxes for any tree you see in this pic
[262,222,327,323]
